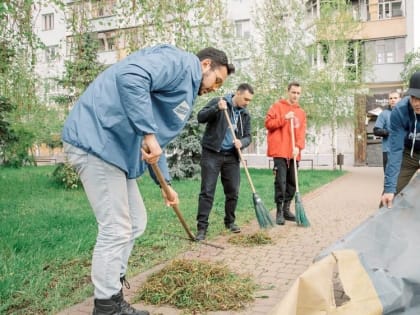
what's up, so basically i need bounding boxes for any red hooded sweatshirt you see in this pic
[265,99,306,161]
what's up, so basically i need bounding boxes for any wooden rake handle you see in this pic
[289,118,300,193]
[222,108,257,194]
[148,162,196,241]
[150,162,225,249]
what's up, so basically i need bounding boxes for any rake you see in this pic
[290,118,310,227]
[144,145,224,249]
[223,109,274,228]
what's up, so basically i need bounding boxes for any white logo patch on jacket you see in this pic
[173,100,190,122]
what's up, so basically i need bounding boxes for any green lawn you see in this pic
[0,166,344,314]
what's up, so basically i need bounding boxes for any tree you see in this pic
[304,0,364,169]
[54,1,105,112]
[114,0,234,178]
[0,96,17,163]
[0,0,50,166]
[401,48,420,87]
[250,0,310,146]
[166,115,204,179]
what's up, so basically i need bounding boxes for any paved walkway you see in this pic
[57,166,383,315]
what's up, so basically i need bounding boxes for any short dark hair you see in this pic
[288,81,300,91]
[237,83,254,94]
[196,47,235,75]
[388,91,400,97]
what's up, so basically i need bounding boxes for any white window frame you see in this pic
[234,19,251,39]
[42,13,54,31]
[378,0,403,20]
[365,37,405,65]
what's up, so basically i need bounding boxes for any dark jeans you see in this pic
[273,157,297,204]
[382,152,388,171]
[197,148,240,230]
[396,148,420,194]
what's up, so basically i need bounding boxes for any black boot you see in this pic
[119,276,150,315]
[283,200,296,221]
[93,294,120,315]
[276,203,285,225]
[196,226,207,241]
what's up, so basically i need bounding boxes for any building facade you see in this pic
[31,0,419,168]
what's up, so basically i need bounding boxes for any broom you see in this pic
[144,146,224,249]
[290,118,310,227]
[223,108,274,228]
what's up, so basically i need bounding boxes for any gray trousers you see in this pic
[64,143,147,299]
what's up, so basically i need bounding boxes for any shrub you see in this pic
[52,162,81,189]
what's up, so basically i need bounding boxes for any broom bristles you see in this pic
[294,192,310,227]
[253,193,274,228]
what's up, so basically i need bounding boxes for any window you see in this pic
[365,38,405,64]
[378,0,403,19]
[42,13,54,31]
[307,44,318,67]
[97,31,117,52]
[91,0,115,18]
[345,41,361,80]
[234,19,251,39]
[66,37,74,57]
[45,45,59,62]
[351,0,370,21]
[306,0,318,18]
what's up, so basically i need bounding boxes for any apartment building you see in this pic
[226,0,418,167]
[32,0,419,167]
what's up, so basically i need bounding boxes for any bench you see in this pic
[34,157,57,165]
[268,158,314,170]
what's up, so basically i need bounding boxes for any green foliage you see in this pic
[401,48,420,88]
[166,115,203,179]
[304,0,363,169]
[1,126,35,167]
[0,96,16,148]
[116,0,231,54]
[0,0,61,167]
[57,32,105,109]
[250,0,310,135]
[63,33,105,92]
[52,162,82,189]
[0,166,343,314]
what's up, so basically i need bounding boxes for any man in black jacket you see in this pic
[195,83,254,241]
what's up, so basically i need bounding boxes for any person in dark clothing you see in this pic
[195,83,254,241]
[374,91,401,171]
[382,71,420,208]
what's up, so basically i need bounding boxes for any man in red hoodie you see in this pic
[265,82,307,225]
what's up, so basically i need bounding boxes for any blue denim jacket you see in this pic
[62,44,202,180]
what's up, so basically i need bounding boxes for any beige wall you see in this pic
[358,17,406,39]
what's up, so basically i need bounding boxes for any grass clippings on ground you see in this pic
[134,259,257,313]
[228,231,273,247]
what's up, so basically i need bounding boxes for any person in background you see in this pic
[374,91,401,171]
[195,83,254,241]
[382,71,420,209]
[265,82,306,225]
[62,44,234,315]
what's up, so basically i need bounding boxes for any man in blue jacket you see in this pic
[195,83,254,241]
[374,91,401,171]
[62,44,234,315]
[382,71,420,208]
